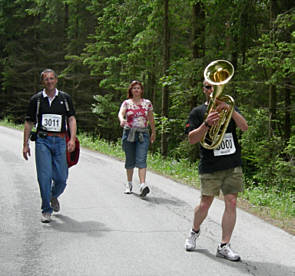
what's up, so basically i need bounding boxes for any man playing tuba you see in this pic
[184,61,248,261]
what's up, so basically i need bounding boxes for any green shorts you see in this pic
[199,166,244,196]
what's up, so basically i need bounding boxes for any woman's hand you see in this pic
[150,132,156,143]
[120,119,127,127]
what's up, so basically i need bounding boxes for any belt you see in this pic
[46,132,66,138]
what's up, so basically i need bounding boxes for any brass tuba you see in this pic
[200,60,235,150]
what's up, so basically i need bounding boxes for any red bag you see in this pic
[66,135,80,168]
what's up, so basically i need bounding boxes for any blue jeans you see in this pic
[122,130,149,169]
[35,136,68,214]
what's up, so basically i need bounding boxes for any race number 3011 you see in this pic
[41,114,62,132]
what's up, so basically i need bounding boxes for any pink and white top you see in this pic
[121,99,153,128]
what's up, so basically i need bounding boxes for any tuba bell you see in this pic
[200,60,235,150]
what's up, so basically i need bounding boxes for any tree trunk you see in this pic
[161,0,170,157]
[268,0,279,138]
[268,81,276,137]
[64,3,69,41]
[190,2,205,110]
[284,80,291,142]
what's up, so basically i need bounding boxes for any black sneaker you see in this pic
[50,197,60,212]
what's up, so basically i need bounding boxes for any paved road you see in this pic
[0,126,294,276]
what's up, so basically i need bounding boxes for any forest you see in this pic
[0,0,294,199]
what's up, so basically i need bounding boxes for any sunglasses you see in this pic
[204,85,212,90]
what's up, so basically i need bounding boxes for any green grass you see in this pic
[2,120,294,233]
[242,184,295,218]
[1,118,24,130]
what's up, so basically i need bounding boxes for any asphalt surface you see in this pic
[0,126,294,276]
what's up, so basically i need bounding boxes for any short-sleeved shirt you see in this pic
[25,89,75,133]
[185,104,242,174]
[121,98,153,128]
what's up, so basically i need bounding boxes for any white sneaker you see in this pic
[41,212,51,223]
[124,182,132,194]
[185,229,200,251]
[216,243,241,261]
[139,183,150,197]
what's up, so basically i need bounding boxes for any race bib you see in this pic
[213,133,236,156]
[41,114,62,132]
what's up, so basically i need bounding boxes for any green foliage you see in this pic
[241,109,295,192]
[92,93,121,140]
[242,109,280,181]
[83,0,153,91]
[239,8,295,193]
[169,139,200,162]
[272,135,295,191]
[247,8,295,89]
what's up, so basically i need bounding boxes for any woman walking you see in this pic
[118,80,156,196]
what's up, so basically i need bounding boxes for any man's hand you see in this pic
[23,144,31,160]
[205,111,220,127]
[67,116,77,152]
[23,121,33,160]
[67,139,76,153]
[215,99,230,113]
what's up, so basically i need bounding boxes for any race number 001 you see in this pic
[216,138,232,150]
[213,133,236,156]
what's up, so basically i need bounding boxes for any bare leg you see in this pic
[138,168,146,184]
[193,195,214,231]
[221,193,238,243]
[126,168,134,182]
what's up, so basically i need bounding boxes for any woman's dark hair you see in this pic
[127,80,144,99]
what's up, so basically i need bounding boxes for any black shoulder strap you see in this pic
[59,90,70,112]
[36,91,42,124]
[58,91,71,132]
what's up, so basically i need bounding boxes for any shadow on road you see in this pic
[132,192,186,206]
[48,214,110,237]
[188,248,295,276]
